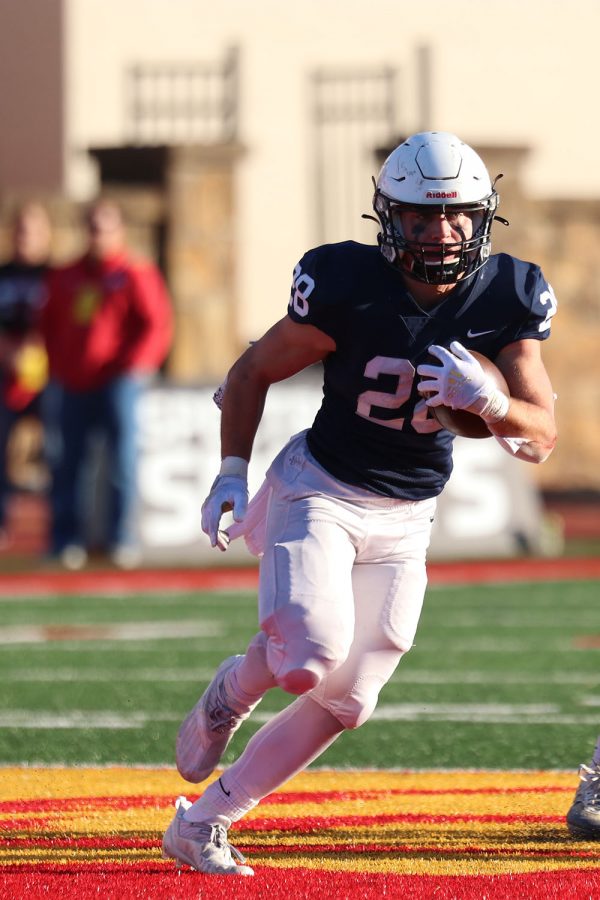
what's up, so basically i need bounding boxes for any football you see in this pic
[425,350,509,439]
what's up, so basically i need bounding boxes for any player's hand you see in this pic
[417,341,508,421]
[201,475,248,550]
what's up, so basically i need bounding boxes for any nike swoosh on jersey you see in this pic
[466,328,495,338]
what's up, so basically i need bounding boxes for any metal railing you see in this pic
[126,46,239,145]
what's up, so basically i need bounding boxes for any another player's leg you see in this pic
[567,735,600,838]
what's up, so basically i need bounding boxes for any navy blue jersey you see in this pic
[287,242,556,499]
[0,261,47,337]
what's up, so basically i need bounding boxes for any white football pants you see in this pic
[237,430,436,729]
[183,432,437,826]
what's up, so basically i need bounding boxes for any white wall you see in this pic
[64,0,600,338]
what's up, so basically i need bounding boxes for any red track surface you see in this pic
[3,868,600,900]
[0,556,598,596]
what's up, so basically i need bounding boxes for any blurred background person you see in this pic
[41,197,173,569]
[0,202,51,550]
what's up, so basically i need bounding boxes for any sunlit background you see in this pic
[0,0,598,565]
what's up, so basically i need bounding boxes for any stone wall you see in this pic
[524,199,600,490]
[478,146,600,490]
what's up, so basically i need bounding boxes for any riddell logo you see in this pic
[425,190,458,199]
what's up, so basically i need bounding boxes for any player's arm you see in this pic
[201,315,335,548]
[417,337,556,464]
[220,315,335,460]
[490,338,557,463]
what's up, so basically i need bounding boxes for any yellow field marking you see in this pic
[0,766,579,801]
[3,767,598,878]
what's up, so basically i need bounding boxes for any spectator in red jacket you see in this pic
[41,198,173,568]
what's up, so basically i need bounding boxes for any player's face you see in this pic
[396,207,476,262]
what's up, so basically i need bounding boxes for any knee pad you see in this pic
[276,665,321,695]
[267,634,343,695]
[263,604,351,697]
[312,671,388,730]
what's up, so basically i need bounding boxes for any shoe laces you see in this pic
[179,816,248,864]
[578,763,600,808]
[209,823,248,864]
[207,682,242,734]
[208,704,240,733]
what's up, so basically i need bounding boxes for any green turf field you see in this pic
[1,578,598,770]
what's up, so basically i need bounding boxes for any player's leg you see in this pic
[567,734,600,838]
[168,496,360,871]
[307,564,422,730]
[307,492,433,732]
[180,490,362,800]
[166,496,434,874]
[257,489,357,693]
[175,477,357,784]
[163,695,343,876]
[175,641,273,784]
[176,478,278,780]
[185,554,421,821]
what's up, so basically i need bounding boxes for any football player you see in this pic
[567,736,600,838]
[163,131,557,875]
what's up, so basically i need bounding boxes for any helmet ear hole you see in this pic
[373,132,500,284]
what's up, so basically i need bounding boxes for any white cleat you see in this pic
[162,796,254,875]
[567,763,600,838]
[176,655,260,783]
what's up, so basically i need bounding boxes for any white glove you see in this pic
[201,467,249,550]
[212,380,226,410]
[417,341,509,422]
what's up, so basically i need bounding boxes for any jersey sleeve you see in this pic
[512,266,557,341]
[286,245,349,341]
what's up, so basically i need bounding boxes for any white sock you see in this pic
[225,632,275,705]
[184,774,257,824]
[592,735,600,767]
[183,696,344,823]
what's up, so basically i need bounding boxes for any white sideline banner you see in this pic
[135,379,546,565]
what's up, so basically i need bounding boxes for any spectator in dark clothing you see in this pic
[41,198,173,569]
[0,202,51,548]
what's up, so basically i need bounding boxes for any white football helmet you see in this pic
[373,131,500,284]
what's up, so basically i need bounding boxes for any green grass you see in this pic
[0,579,598,770]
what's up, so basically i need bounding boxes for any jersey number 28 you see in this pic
[356,356,441,433]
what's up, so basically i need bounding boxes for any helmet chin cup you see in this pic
[411,249,461,285]
[373,132,500,284]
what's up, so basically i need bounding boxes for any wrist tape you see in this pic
[219,456,249,478]
[479,389,510,423]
